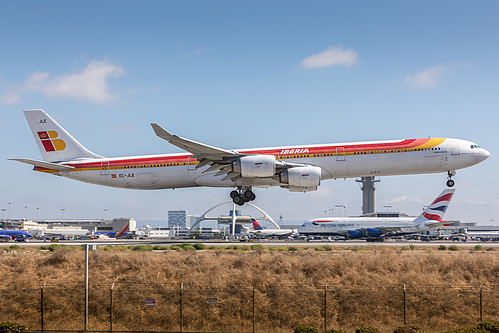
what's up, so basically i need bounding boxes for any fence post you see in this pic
[84,244,89,332]
[180,283,184,333]
[253,284,256,333]
[109,283,115,333]
[40,283,46,332]
[403,284,407,325]
[324,284,328,332]
[480,284,483,322]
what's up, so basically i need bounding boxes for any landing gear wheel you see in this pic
[233,195,245,206]
[243,190,254,200]
[446,170,456,187]
[229,187,256,205]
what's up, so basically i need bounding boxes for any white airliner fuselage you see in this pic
[61,139,486,190]
[298,189,456,240]
[12,110,490,204]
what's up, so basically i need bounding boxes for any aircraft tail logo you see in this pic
[414,189,455,223]
[115,223,129,238]
[24,109,102,162]
[252,218,264,230]
[37,130,66,152]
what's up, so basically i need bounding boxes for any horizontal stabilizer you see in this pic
[424,220,460,228]
[9,158,74,171]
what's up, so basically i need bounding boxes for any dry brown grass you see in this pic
[0,245,497,332]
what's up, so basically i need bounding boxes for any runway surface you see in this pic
[1,239,498,247]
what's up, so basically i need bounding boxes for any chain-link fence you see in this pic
[1,283,497,333]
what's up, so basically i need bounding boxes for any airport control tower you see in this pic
[356,177,380,216]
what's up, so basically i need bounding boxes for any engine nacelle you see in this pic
[279,166,321,192]
[362,228,382,238]
[232,155,276,178]
[347,230,362,239]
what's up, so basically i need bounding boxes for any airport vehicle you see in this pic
[249,218,296,237]
[0,230,33,242]
[297,189,456,241]
[452,229,499,242]
[12,110,489,205]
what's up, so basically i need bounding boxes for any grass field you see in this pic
[0,244,497,332]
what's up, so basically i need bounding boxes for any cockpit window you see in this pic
[470,145,480,149]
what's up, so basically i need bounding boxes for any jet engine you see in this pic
[362,228,382,238]
[279,166,321,192]
[232,155,276,178]
[347,230,362,239]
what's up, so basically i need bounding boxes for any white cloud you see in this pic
[301,46,359,69]
[24,60,127,102]
[0,90,21,105]
[404,65,447,89]
[0,60,127,105]
[0,76,21,105]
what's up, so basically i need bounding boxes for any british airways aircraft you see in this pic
[298,189,456,241]
[11,110,489,205]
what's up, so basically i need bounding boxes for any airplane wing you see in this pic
[9,158,75,172]
[151,123,311,184]
[151,123,248,180]
[377,227,403,234]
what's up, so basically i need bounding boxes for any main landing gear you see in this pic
[446,170,456,187]
[230,187,256,206]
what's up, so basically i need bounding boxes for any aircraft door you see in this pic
[450,140,460,155]
[187,157,197,171]
[336,147,346,161]
[100,162,110,175]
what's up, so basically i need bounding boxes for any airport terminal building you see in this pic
[10,217,136,237]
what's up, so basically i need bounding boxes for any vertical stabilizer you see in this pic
[24,110,102,162]
[252,218,264,230]
[414,189,455,223]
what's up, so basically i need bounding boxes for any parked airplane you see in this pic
[11,110,489,205]
[249,219,296,237]
[0,230,33,242]
[298,189,456,241]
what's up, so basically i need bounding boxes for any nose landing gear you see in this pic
[230,187,256,206]
[446,170,456,187]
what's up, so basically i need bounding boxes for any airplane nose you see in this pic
[482,149,491,161]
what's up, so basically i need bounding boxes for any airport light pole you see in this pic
[61,208,66,219]
[335,205,346,217]
[103,208,108,220]
[1,209,5,220]
[8,202,11,220]
[36,208,39,221]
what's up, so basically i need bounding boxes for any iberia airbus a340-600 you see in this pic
[11,110,489,205]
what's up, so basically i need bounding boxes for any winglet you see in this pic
[150,123,237,158]
[151,123,174,141]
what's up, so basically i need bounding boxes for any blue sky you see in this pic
[1,1,498,226]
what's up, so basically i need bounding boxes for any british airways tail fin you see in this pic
[413,189,455,224]
[23,110,102,162]
[252,218,264,231]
